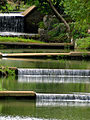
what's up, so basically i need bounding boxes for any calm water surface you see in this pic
[0,76,90,93]
[0,49,90,119]
[0,100,90,120]
[0,58,90,69]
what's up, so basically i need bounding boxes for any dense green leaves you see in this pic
[28,0,64,14]
[64,0,90,23]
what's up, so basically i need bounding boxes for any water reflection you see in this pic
[18,75,90,83]
[0,58,90,69]
[0,76,90,93]
[0,100,90,120]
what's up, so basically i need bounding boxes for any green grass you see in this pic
[0,36,45,43]
[76,36,90,49]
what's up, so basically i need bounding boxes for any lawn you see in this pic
[0,36,44,43]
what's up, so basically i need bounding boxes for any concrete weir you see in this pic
[1,52,90,59]
[0,91,36,99]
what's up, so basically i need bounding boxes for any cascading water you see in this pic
[18,75,90,83]
[36,93,90,107]
[36,94,90,107]
[18,69,90,76]
[0,13,24,32]
[17,68,90,104]
[36,93,90,101]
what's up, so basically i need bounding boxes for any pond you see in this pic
[0,49,90,120]
[0,76,90,93]
[0,58,90,69]
[0,99,90,120]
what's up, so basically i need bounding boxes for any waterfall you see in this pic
[36,93,90,102]
[36,100,90,107]
[0,13,24,32]
[18,69,90,76]
[18,75,90,83]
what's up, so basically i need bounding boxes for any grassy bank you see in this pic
[76,36,90,49]
[0,36,44,43]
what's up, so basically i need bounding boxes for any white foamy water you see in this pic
[36,93,90,102]
[0,14,24,32]
[18,69,90,76]
[0,116,58,120]
[18,75,90,83]
[36,101,90,107]
[0,13,24,16]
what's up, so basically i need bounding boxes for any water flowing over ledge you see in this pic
[18,75,90,83]
[0,32,38,37]
[36,93,90,103]
[0,13,24,32]
[18,69,90,76]
[36,100,90,107]
[0,13,24,16]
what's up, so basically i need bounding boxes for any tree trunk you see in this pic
[48,0,70,34]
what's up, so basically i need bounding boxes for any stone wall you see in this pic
[24,8,43,33]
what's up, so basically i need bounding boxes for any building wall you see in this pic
[24,9,43,33]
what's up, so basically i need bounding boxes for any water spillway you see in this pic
[18,75,90,83]
[0,13,24,32]
[18,69,90,76]
[36,93,90,102]
[36,93,90,107]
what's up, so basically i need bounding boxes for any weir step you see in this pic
[0,42,74,49]
[17,69,90,76]
[1,52,90,59]
[0,91,36,99]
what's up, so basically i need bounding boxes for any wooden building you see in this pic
[22,5,43,33]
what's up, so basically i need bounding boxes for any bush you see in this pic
[38,22,45,29]
[47,22,89,43]
[70,22,89,40]
[76,36,90,49]
[47,23,70,43]
[0,67,15,77]
[39,15,89,43]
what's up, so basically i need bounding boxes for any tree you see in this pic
[29,0,89,42]
[0,0,7,12]
[48,0,70,33]
[29,0,71,37]
[64,0,90,26]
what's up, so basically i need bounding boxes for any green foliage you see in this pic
[29,0,64,14]
[0,66,15,76]
[0,0,7,12]
[76,36,90,49]
[6,3,15,12]
[38,22,45,29]
[70,22,89,40]
[44,21,89,43]
[5,67,15,76]
[47,23,70,43]
[64,0,90,24]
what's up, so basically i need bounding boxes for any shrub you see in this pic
[0,67,15,76]
[76,36,90,49]
[47,23,70,43]
[70,22,89,40]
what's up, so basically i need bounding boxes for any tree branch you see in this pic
[48,0,70,33]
